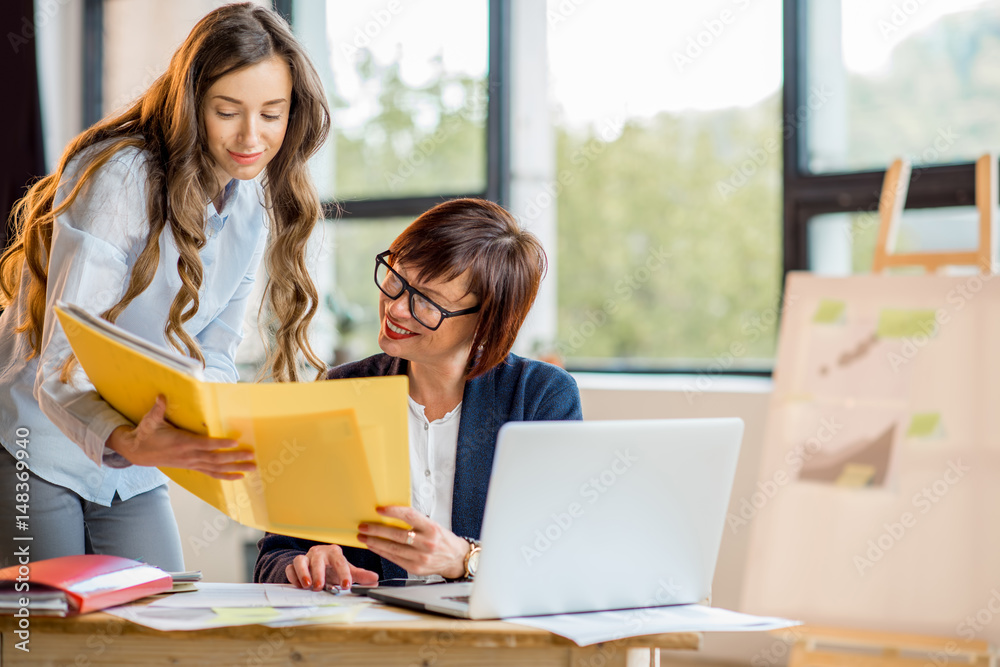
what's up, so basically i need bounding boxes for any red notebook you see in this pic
[0,554,173,616]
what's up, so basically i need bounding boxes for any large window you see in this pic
[309,1,489,201]
[786,0,1000,277]
[298,0,785,373]
[549,0,783,371]
[288,0,500,367]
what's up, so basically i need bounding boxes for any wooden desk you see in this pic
[0,610,699,666]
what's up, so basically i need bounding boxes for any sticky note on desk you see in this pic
[212,607,282,625]
[877,309,937,338]
[813,299,846,324]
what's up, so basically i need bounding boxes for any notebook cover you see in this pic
[0,554,172,614]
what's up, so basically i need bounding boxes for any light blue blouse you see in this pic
[0,142,268,505]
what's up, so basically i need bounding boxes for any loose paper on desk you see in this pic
[507,604,800,647]
[55,303,411,548]
[106,604,365,632]
[148,583,367,609]
[108,583,415,631]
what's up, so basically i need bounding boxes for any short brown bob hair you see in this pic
[387,198,545,379]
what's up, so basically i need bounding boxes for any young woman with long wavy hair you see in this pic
[0,3,329,569]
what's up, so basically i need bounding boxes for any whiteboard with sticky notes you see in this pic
[742,271,1000,642]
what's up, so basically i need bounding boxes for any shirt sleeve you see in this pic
[34,153,152,467]
[198,226,267,383]
[254,532,386,583]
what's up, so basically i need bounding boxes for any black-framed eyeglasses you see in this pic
[374,251,481,331]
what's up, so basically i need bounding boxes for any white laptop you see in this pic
[366,418,743,619]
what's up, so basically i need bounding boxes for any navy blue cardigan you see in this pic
[254,352,582,583]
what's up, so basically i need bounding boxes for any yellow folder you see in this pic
[54,303,410,548]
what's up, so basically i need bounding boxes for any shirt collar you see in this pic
[208,179,240,226]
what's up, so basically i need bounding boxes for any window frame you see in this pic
[279,0,510,219]
[83,0,103,127]
[781,0,985,281]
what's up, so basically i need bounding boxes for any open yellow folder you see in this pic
[54,303,410,548]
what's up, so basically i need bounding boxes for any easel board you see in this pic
[742,271,1000,643]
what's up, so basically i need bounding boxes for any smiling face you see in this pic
[202,55,293,192]
[377,262,481,372]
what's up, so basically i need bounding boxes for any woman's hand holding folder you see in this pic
[105,395,256,479]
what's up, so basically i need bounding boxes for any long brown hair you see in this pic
[0,3,328,382]
[388,198,546,379]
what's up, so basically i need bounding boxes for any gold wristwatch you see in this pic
[462,537,482,579]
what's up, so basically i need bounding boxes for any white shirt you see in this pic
[407,396,461,532]
[0,142,268,505]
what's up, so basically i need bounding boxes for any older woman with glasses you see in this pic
[254,198,582,589]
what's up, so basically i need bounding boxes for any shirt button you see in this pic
[424,470,431,477]
[424,423,429,430]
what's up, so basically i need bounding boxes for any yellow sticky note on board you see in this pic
[813,299,846,324]
[877,309,937,338]
[835,463,877,488]
[907,413,941,438]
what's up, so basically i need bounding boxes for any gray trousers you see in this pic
[0,448,184,571]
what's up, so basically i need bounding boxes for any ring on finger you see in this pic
[405,530,416,546]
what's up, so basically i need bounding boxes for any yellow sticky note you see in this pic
[835,463,876,487]
[813,299,846,324]
[212,607,282,624]
[877,309,937,338]
[907,413,941,438]
[294,607,361,625]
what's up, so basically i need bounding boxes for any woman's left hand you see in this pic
[358,506,470,579]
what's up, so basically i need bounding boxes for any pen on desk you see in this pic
[324,584,348,595]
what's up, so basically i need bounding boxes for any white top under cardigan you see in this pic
[407,396,460,532]
[0,142,268,505]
